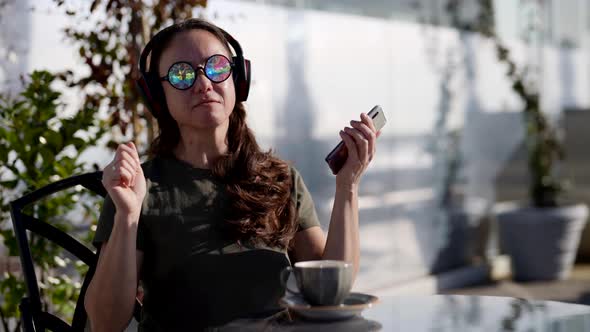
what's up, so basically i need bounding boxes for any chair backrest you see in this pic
[9,171,141,331]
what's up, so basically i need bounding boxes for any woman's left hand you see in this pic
[336,112,380,189]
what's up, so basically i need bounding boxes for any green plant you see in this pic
[448,0,564,207]
[417,0,466,208]
[0,70,105,331]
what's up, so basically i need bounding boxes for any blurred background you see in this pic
[0,0,589,330]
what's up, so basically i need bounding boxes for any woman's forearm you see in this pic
[85,212,140,332]
[322,183,360,280]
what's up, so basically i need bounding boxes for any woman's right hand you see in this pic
[102,142,146,219]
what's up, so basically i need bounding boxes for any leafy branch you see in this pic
[53,0,207,154]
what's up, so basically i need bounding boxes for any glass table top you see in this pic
[216,294,590,331]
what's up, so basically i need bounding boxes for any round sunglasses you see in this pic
[160,54,234,90]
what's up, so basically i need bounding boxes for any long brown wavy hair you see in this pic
[146,19,297,250]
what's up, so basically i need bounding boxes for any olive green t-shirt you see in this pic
[93,156,320,331]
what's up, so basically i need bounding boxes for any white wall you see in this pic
[8,0,590,289]
[205,0,590,288]
[0,0,31,95]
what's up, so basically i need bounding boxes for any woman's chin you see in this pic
[193,103,225,117]
[192,108,229,128]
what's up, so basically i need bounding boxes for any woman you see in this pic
[84,18,379,331]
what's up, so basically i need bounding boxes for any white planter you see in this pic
[495,203,589,281]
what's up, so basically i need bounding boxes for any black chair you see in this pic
[9,171,141,331]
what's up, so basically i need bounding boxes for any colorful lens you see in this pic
[165,55,232,90]
[205,55,232,83]
[168,62,196,90]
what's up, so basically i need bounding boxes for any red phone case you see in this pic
[325,141,348,175]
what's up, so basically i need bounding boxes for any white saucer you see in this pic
[279,292,379,321]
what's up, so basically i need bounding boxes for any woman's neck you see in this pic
[173,126,228,169]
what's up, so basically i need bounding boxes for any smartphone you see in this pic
[325,105,387,175]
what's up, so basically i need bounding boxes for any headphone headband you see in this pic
[137,19,251,119]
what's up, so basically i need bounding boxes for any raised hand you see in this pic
[101,142,146,218]
[336,113,380,189]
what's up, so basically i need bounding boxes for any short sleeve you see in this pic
[291,167,321,231]
[93,194,146,251]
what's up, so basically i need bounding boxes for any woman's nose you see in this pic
[192,67,212,93]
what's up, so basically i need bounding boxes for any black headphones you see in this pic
[137,20,251,119]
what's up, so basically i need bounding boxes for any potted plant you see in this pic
[0,71,105,331]
[429,129,491,274]
[473,0,588,281]
[419,0,493,274]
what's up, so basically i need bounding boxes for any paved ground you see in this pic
[441,263,590,306]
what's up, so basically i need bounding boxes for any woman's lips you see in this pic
[195,100,219,107]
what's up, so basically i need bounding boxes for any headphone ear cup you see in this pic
[233,56,251,102]
[137,72,164,118]
[242,59,251,100]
